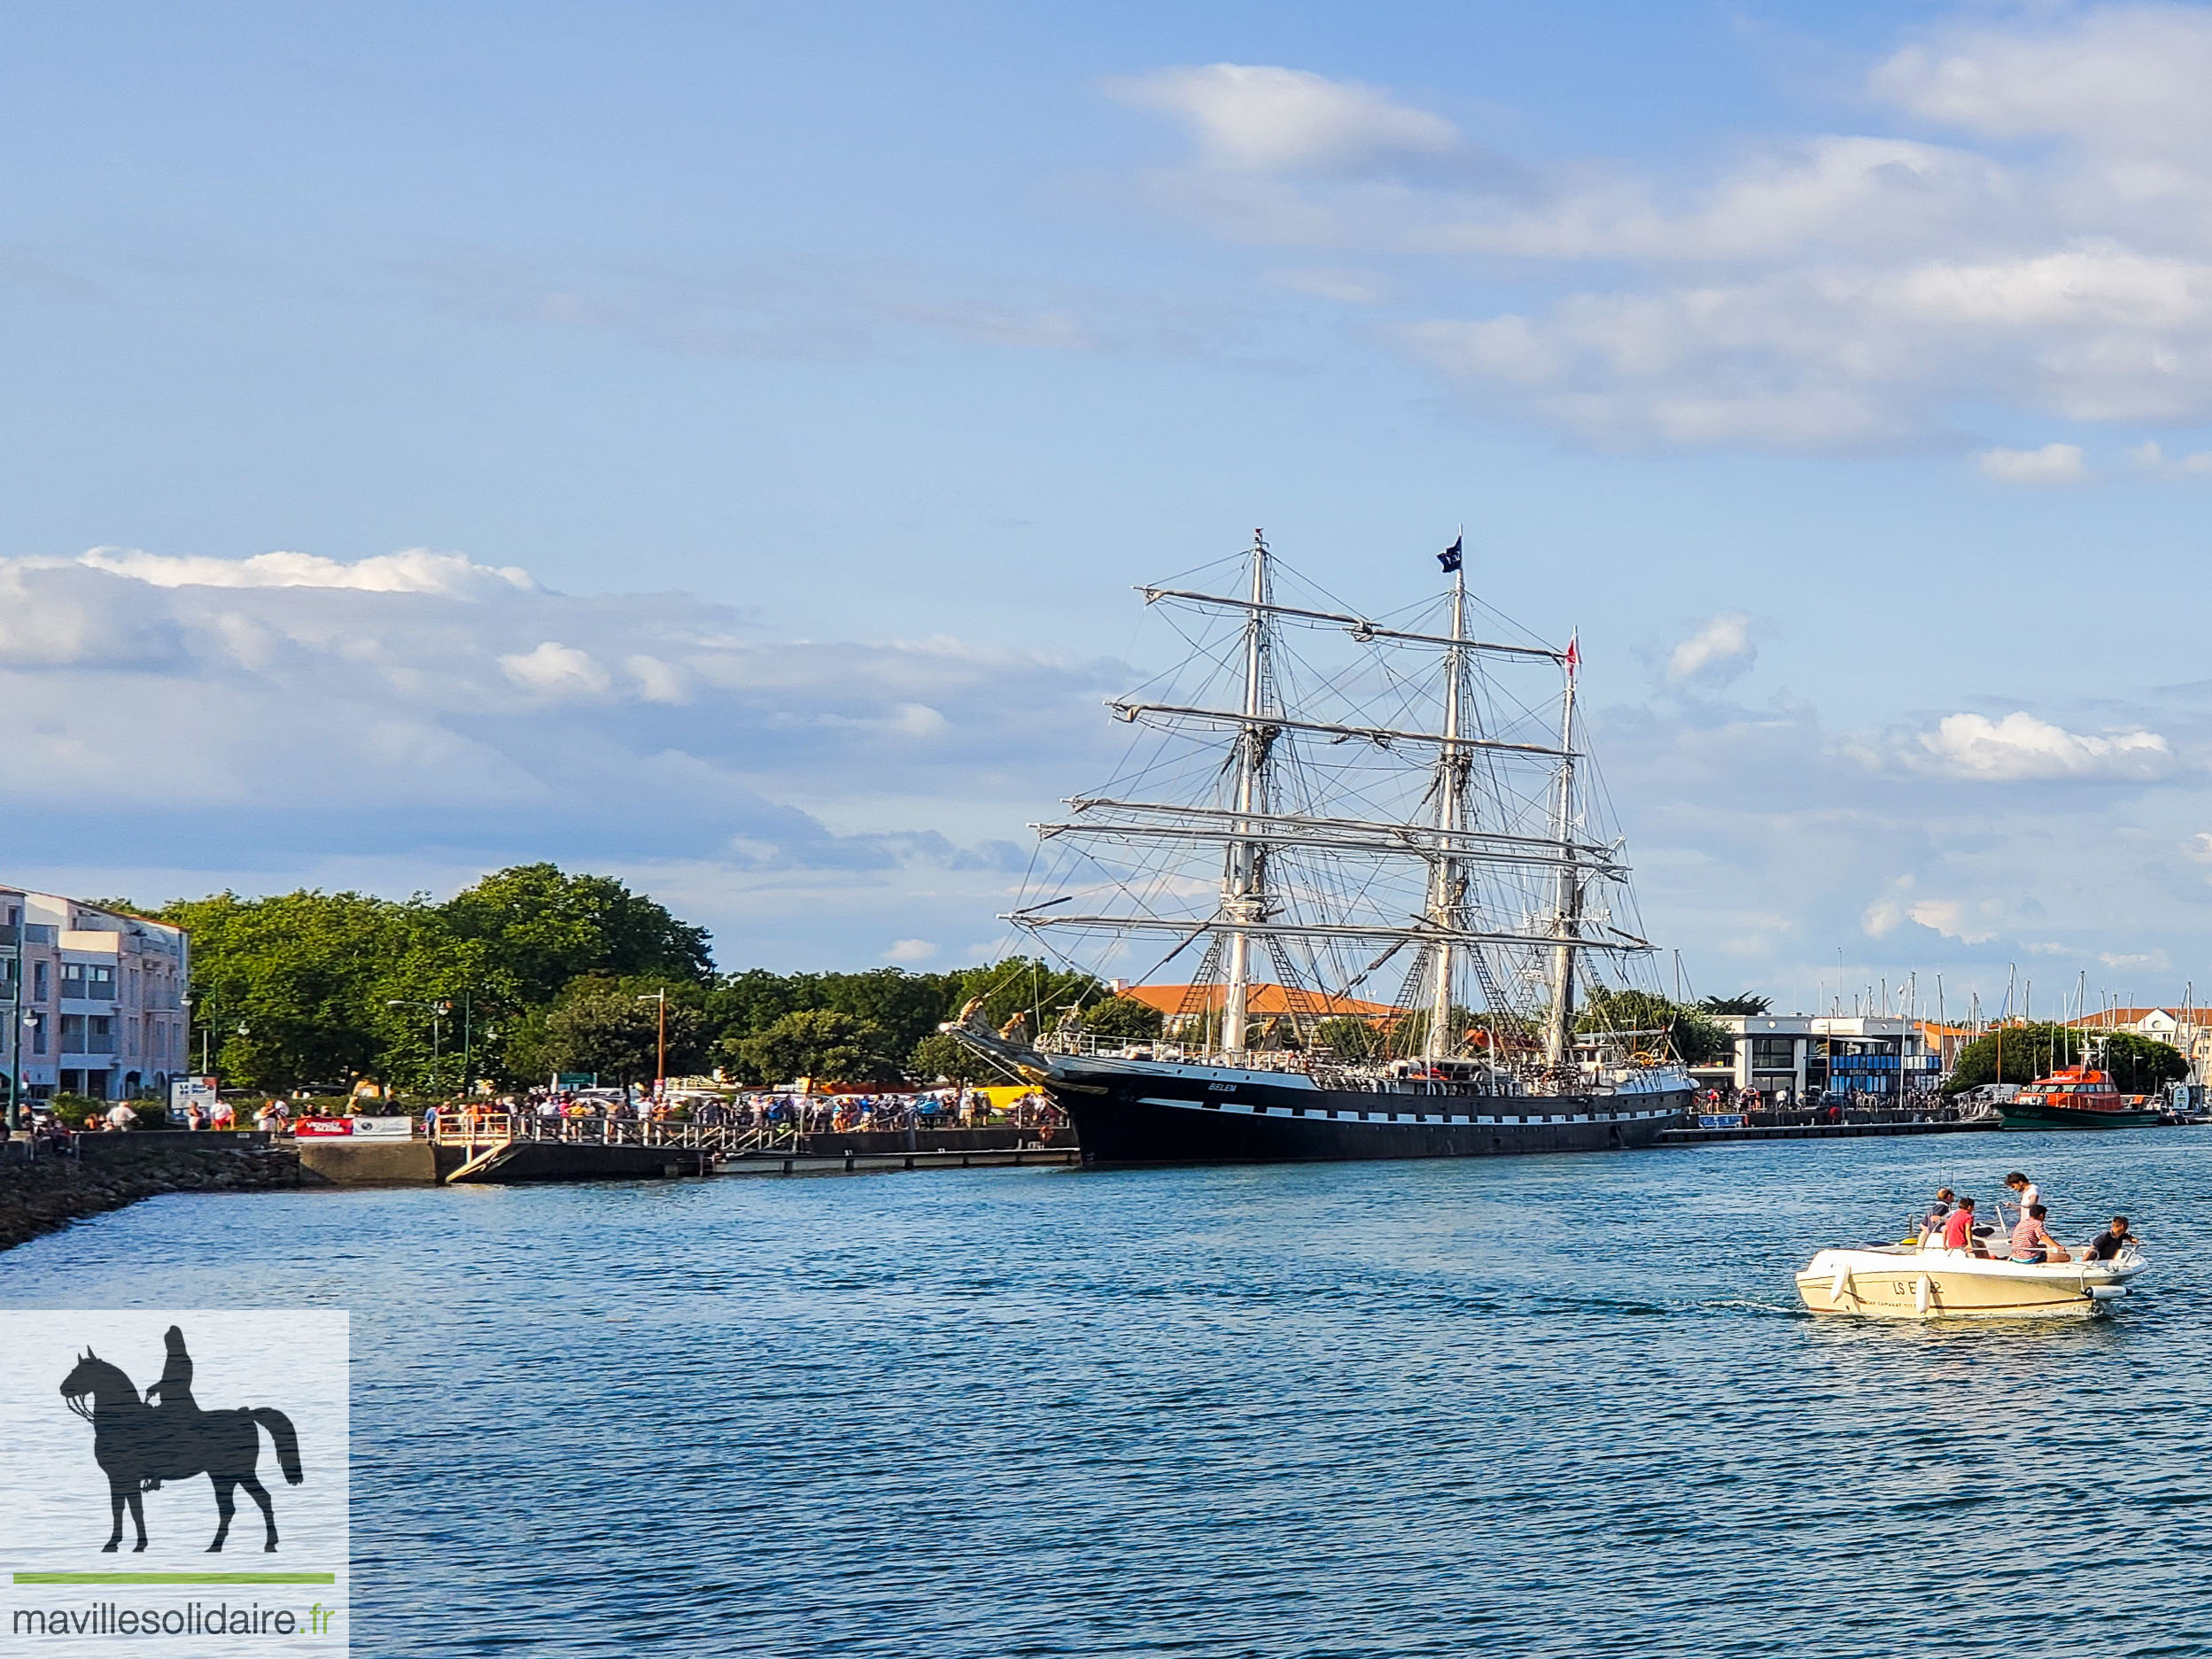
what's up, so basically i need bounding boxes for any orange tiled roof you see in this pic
[1120,982,1398,1021]
[2065,1008,2192,1027]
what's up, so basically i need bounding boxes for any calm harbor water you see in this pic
[6,1132,2212,1657]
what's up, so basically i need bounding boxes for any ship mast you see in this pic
[1542,642,1580,1065]
[1423,556,1468,1063]
[1220,531,1273,1056]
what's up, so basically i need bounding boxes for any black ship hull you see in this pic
[1050,1058,1689,1165]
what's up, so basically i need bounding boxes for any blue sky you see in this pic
[9,2,2212,1014]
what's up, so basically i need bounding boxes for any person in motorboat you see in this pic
[2004,1171,2040,1219]
[2009,1204,2068,1265]
[2085,1216,2133,1261]
[1921,1188,1957,1243]
[1919,1199,1950,1248]
[1941,1196,1980,1253]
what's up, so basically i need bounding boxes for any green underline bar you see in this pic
[12,1572,338,1585]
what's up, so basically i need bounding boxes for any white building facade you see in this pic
[1702,1014,1943,1103]
[2,888,190,1105]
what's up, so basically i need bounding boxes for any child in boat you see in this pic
[2008,1203,2068,1264]
[1941,1197,1979,1252]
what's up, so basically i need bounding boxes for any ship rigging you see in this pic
[944,528,1692,1163]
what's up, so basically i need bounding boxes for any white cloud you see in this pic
[1977,443,2089,483]
[501,640,613,700]
[1110,23,2212,449]
[81,546,533,596]
[1871,7,2212,158]
[1910,710,2171,780]
[1104,64,1459,174]
[1862,894,1998,942]
[884,938,938,964]
[1665,613,1755,685]
[0,547,1122,967]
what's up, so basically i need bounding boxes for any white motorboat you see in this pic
[1795,1238,2148,1320]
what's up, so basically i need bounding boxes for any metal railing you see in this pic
[428,1112,755,1154]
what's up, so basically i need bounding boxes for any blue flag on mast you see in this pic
[1438,534,1463,573]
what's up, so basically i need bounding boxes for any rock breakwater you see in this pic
[0,1135,319,1252]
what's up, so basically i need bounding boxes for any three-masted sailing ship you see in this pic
[945,530,1693,1162]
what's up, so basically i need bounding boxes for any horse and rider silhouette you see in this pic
[58,1326,304,1554]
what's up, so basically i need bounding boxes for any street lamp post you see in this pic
[457,988,474,1100]
[4,936,20,1135]
[385,999,451,1097]
[638,990,668,1104]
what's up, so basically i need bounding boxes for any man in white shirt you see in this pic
[104,1101,136,1131]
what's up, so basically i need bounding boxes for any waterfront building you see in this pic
[2064,1006,2210,1082]
[1699,1013,1942,1102]
[0,888,190,1104]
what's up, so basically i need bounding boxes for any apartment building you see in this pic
[1,888,190,1103]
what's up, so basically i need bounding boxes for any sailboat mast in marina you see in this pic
[945,529,1693,1163]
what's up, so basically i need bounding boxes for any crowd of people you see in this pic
[18,1083,1065,1144]
[1699,1085,1962,1122]
[413,1084,1064,1138]
[1915,1169,2136,1264]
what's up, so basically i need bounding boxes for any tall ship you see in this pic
[945,530,1694,1162]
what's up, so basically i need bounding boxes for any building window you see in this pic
[1750,1036,1797,1070]
[88,1015,116,1055]
[33,962,48,1002]
[60,1014,87,1054]
[32,1013,47,1055]
[64,965,116,1001]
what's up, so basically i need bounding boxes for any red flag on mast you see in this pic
[1564,632,1579,676]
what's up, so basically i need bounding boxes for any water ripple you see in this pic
[5,1136,2211,1655]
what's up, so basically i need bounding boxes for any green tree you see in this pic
[1578,989,1729,1065]
[159,889,446,1089]
[539,976,708,1087]
[1697,993,1773,1016]
[440,864,712,1004]
[729,1010,898,1086]
[942,958,1104,1034]
[1313,1015,1385,1062]
[1082,996,1164,1041]
[1943,1024,2186,1094]
[906,1031,1005,1084]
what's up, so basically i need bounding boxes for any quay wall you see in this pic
[295,1139,467,1184]
[791,1128,1061,1156]
[0,1133,317,1253]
